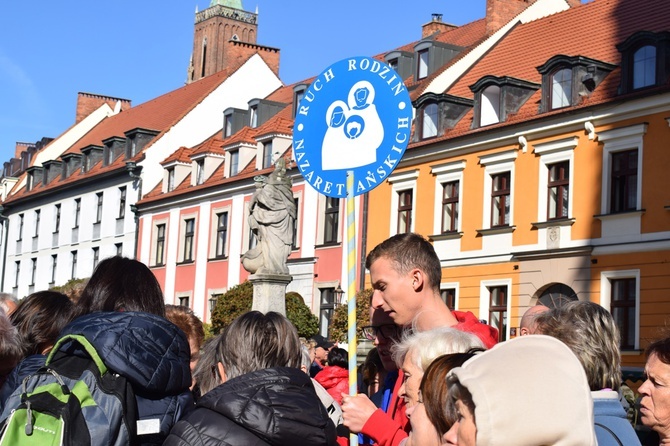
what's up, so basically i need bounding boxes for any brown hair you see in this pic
[11,291,75,356]
[77,256,165,317]
[365,233,442,292]
[422,351,482,435]
[165,304,205,350]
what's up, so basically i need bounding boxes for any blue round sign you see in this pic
[293,56,413,198]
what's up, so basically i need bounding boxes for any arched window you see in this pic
[551,68,572,109]
[633,45,656,89]
[480,86,500,126]
[422,103,438,138]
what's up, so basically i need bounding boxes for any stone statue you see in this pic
[242,158,296,275]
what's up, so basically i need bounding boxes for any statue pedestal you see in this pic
[250,273,292,315]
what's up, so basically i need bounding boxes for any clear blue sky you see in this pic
[0,1,488,163]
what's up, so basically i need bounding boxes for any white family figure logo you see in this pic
[293,56,412,198]
[322,80,384,170]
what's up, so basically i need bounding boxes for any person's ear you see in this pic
[520,327,529,336]
[410,269,424,291]
[217,362,227,384]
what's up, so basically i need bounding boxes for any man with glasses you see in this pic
[341,307,409,446]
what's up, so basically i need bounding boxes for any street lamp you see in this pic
[208,296,218,314]
[334,285,345,308]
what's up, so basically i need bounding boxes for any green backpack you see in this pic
[0,334,138,446]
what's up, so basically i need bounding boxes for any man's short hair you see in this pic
[365,233,442,292]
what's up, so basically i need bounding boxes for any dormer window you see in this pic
[551,68,572,109]
[413,93,473,141]
[422,103,439,138]
[224,113,233,138]
[471,76,540,128]
[262,140,274,169]
[388,58,398,71]
[617,31,670,94]
[481,85,501,126]
[230,150,240,176]
[167,168,175,192]
[196,159,205,185]
[292,84,308,119]
[249,105,258,128]
[537,55,615,112]
[384,50,414,80]
[633,45,656,89]
[417,49,429,79]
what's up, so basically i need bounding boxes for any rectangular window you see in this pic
[118,187,126,219]
[417,49,429,79]
[319,288,336,338]
[14,261,20,288]
[179,296,190,307]
[54,204,61,233]
[51,254,57,284]
[610,149,638,213]
[611,278,636,350]
[196,160,205,185]
[34,210,40,237]
[491,172,511,227]
[489,286,508,343]
[183,218,195,262]
[224,115,233,138]
[249,105,258,128]
[74,198,81,228]
[397,190,413,234]
[230,151,239,176]
[292,197,299,249]
[167,168,175,192]
[441,288,456,310]
[547,161,569,219]
[441,181,459,233]
[155,224,166,266]
[71,251,78,280]
[95,192,103,223]
[92,247,100,270]
[30,258,36,286]
[215,212,228,258]
[263,141,274,169]
[115,243,123,257]
[17,213,23,241]
[324,197,340,244]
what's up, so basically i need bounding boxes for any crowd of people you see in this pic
[0,232,667,445]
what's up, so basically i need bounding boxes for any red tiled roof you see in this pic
[191,136,225,157]
[223,126,257,148]
[254,106,293,138]
[5,67,239,205]
[410,0,670,148]
[161,147,193,165]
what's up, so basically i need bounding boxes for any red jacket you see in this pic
[315,365,349,405]
[453,310,499,349]
[358,370,408,446]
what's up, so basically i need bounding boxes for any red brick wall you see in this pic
[75,92,131,124]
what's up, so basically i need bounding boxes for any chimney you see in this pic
[14,142,30,159]
[75,92,131,124]
[486,0,536,34]
[422,13,458,38]
[228,40,280,77]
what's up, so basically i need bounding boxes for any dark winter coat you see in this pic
[58,311,193,444]
[164,367,338,446]
[0,354,46,413]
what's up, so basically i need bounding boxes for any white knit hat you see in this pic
[449,335,596,446]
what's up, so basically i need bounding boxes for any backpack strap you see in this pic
[595,421,624,446]
[46,334,108,376]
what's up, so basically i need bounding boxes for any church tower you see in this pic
[188,0,259,83]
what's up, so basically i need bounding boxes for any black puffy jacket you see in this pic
[58,311,193,444]
[164,367,338,446]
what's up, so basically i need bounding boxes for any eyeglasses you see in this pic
[361,324,401,341]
